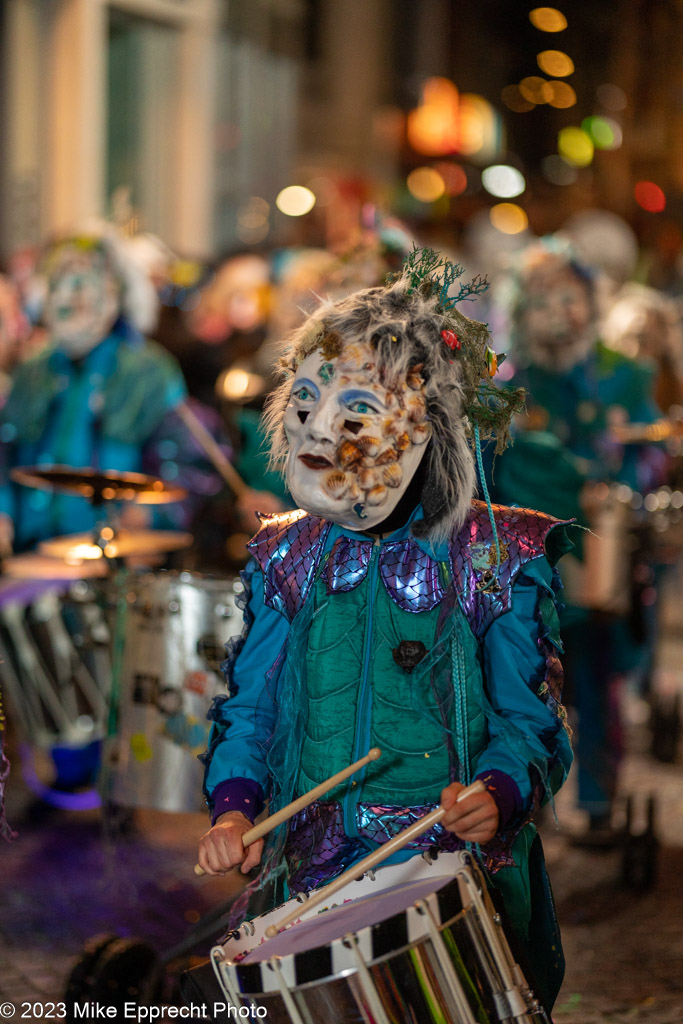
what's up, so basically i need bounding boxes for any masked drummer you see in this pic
[491,238,666,842]
[0,229,190,555]
[198,248,574,1012]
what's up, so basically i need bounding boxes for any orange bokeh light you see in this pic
[407,77,459,156]
[407,78,500,160]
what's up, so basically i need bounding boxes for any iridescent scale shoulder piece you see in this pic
[247,510,332,621]
[451,500,571,638]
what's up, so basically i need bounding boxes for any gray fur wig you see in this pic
[263,271,483,541]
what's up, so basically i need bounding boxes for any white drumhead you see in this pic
[243,873,455,963]
[220,850,467,964]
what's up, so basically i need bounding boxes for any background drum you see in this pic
[108,570,244,814]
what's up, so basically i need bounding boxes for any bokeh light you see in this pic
[407,80,501,160]
[546,81,577,108]
[275,186,316,216]
[541,154,578,185]
[458,94,485,155]
[406,167,446,203]
[519,77,553,104]
[634,181,666,213]
[490,203,529,234]
[596,83,627,112]
[407,77,459,155]
[537,50,574,77]
[501,85,535,113]
[582,116,622,150]
[558,127,594,167]
[529,7,567,32]
[434,162,468,196]
[236,196,271,243]
[481,165,526,199]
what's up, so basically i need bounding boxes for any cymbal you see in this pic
[39,530,193,561]
[10,466,187,504]
[2,553,108,580]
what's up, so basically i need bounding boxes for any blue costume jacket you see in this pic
[0,324,186,548]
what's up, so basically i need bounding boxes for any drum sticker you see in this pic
[132,672,160,705]
[130,733,154,762]
[184,669,212,697]
[157,687,184,716]
[196,634,224,672]
[162,711,208,754]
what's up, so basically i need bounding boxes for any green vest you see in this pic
[297,546,489,814]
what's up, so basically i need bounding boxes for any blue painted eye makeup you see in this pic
[342,389,383,416]
[292,378,320,403]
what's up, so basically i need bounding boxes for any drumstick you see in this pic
[176,400,249,498]
[264,779,486,937]
[194,747,382,877]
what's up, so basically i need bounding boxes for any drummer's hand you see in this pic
[197,811,264,876]
[440,782,499,844]
[0,514,14,558]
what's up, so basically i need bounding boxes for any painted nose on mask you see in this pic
[305,397,338,442]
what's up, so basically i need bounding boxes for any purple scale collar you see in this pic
[247,503,570,627]
[322,534,445,613]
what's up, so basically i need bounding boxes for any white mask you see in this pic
[44,246,121,359]
[519,265,594,372]
[283,344,431,530]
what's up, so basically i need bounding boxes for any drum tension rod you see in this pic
[342,934,392,1024]
[267,958,306,1024]
[415,900,478,1024]
[210,947,244,1015]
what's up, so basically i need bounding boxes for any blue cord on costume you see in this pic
[474,425,501,584]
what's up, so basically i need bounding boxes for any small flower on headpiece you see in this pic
[441,329,461,350]
[486,347,498,376]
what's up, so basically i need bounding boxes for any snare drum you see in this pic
[211,852,548,1024]
[109,571,244,813]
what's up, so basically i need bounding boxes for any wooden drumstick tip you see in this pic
[194,864,206,877]
[265,924,279,938]
[455,779,486,803]
[367,747,382,762]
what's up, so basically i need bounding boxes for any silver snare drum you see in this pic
[110,571,244,813]
[211,851,549,1024]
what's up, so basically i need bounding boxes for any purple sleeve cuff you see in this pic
[475,769,524,830]
[210,777,265,826]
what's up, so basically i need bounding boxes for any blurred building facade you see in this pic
[0,0,681,264]
[0,0,304,261]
